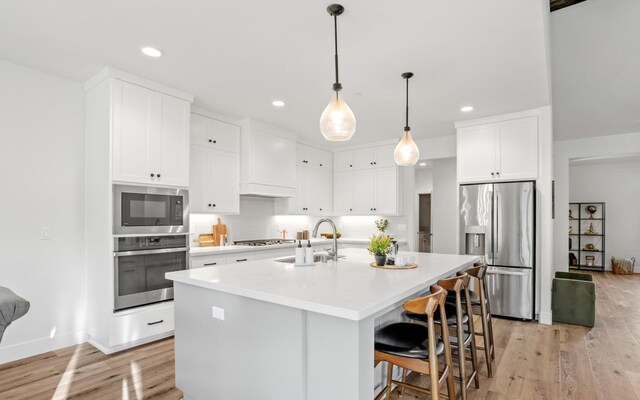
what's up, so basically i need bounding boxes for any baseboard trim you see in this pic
[538,311,553,325]
[88,331,174,355]
[0,329,87,365]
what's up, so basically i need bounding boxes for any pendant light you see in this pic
[394,72,420,165]
[320,4,356,142]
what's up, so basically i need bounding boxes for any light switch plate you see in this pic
[40,227,51,240]
[211,306,225,321]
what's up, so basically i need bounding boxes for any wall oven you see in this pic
[114,184,189,235]
[114,235,188,311]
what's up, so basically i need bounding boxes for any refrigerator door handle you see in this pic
[486,268,530,277]
[495,194,499,257]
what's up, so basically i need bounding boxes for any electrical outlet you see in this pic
[211,306,225,321]
[40,227,51,240]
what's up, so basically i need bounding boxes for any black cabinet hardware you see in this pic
[204,262,218,266]
[236,258,248,262]
[147,320,164,326]
[150,173,155,177]
[157,174,161,178]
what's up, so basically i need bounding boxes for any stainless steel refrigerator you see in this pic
[459,181,535,320]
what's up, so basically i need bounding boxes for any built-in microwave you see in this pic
[113,185,189,235]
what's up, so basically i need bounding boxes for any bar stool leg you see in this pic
[465,291,480,389]
[456,297,468,400]
[427,318,440,400]
[440,303,457,400]
[480,299,493,377]
[386,362,393,399]
[400,368,407,397]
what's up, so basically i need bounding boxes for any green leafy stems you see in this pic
[368,234,392,256]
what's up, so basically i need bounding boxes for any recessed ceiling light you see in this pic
[419,162,427,166]
[141,47,163,58]
[272,100,286,107]
[460,106,474,112]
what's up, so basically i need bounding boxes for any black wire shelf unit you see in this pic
[568,202,605,272]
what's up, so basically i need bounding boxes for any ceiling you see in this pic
[570,153,640,166]
[551,0,640,141]
[0,1,551,147]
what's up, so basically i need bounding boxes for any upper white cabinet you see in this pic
[240,120,296,197]
[112,80,190,187]
[296,143,332,170]
[456,115,538,183]
[333,144,402,216]
[276,144,333,216]
[189,112,240,214]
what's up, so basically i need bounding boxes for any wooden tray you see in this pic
[370,262,417,270]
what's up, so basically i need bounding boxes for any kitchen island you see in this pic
[166,248,479,400]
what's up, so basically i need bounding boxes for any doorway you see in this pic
[418,193,432,252]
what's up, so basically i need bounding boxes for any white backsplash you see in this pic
[190,197,408,245]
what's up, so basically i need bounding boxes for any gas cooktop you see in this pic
[233,239,297,247]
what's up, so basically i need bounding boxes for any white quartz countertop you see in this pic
[167,248,479,321]
[189,237,407,256]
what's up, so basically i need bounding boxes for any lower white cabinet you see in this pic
[189,145,240,214]
[334,166,401,215]
[110,302,174,348]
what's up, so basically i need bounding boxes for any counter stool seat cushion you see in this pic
[375,322,444,359]
[406,303,469,325]
[446,290,480,305]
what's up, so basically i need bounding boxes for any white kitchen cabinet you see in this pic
[456,116,538,183]
[276,167,332,215]
[354,148,376,169]
[354,169,376,213]
[334,151,355,171]
[297,143,332,171]
[240,120,296,197]
[191,254,229,269]
[191,113,240,153]
[374,144,398,168]
[112,80,190,187]
[374,167,400,215]
[333,171,355,214]
[189,145,240,214]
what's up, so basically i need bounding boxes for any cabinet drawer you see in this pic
[111,303,174,346]
[191,113,240,153]
[191,254,229,268]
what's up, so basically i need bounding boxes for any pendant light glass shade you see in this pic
[394,129,420,165]
[320,91,356,141]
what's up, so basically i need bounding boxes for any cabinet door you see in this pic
[497,117,538,181]
[375,167,399,215]
[354,169,376,213]
[189,146,210,213]
[334,171,355,214]
[374,144,397,168]
[191,114,240,153]
[285,166,307,214]
[354,148,376,169]
[112,81,155,184]
[334,151,354,171]
[250,130,296,188]
[296,143,309,168]
[456,124,498,183]
[156,95,190,187]
[306,169,332,215]
[208,150,240,214]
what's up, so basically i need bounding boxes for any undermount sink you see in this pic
[275,254,346,264]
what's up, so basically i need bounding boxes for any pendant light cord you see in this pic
[405,76,410,131]
[333,15,341,89]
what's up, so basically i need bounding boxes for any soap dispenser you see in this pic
[305,240,314,264]
[295,240,305,265]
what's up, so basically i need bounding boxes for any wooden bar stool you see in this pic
[448,262,495,378]
[407,273,480,400]
[374,285,456,400]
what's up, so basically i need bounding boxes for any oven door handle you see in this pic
[114,247,189,257]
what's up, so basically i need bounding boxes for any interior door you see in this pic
[493,181,534,268]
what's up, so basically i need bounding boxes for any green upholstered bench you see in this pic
[551,272,595,327]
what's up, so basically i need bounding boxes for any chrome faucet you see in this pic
[312,218,338,261]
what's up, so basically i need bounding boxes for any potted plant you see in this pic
[368,234,392,266]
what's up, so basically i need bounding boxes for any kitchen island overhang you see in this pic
[167,248,479,400]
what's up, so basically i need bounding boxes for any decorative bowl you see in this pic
[585,205,598,216]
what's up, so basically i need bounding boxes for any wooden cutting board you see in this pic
[213,218,227,246]
[197,234,215,247]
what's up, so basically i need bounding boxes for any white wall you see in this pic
[569,158,640,270]
[415,166,433,194]
[0,60,86,363]
[431,158,458,254]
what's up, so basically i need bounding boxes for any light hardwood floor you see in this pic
[0,272,638,400]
